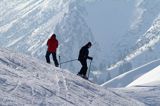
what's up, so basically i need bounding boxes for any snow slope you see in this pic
[102,59,160,88]
[0,48,144,106]
[128,65,160,87]
[102,61,160,105]
[114,82,160,106]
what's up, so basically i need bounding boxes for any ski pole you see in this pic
[59,56,61,68]
[88,59,92,79]
[60,59,78,65]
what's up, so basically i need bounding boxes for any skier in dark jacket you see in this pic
[77,42,93,79]
[45,34,59,67]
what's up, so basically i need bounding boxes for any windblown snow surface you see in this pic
[0,48,145,106]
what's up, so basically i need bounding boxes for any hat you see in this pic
[52,34,56,37]
[87,42,92,46]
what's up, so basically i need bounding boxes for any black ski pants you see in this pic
[78,59,88,76]
[45,51,59,67]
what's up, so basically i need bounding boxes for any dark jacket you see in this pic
[78,44,92,61]
[47,35,58,52]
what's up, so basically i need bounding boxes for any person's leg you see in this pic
[52,52,59,67]
[78,61,83,75]
[45,51,51,63]
[82,60,88,76]
[78,60,88,76]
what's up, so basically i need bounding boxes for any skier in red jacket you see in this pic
[45,34,59,67]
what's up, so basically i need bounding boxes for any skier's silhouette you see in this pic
[77,42,93,79]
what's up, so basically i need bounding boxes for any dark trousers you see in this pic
[78,59,88,76]
[45,51,59,67]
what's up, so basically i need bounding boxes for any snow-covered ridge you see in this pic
[0,48,144,105]
[102,59,160,88]
[106,0,160,81]
[127,65,160,87]
[107,16,160,71]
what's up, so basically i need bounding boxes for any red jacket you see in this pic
[47,35,58,52]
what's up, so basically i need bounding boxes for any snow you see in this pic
[1,3,160,105]
[102,59,160,88]
[114,82,160,106]
[128,65,160,87]
[101,60,160,105]
[1,0,160,105]
[2,47,160,105]
[0,48,145,106]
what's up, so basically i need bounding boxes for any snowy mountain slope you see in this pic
[0,0,99,72]
[0,48,144,106]
[106,0,160,81]
[102,59,160,88]
[102,62,160,106]
[1,0,160,85]
[115,82,160,106]
[83,0,160,84]
[127,65,160,87]
[102,62,160,105]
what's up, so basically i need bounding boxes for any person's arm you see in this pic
[87,56,93,60]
